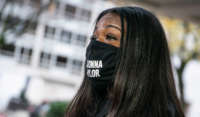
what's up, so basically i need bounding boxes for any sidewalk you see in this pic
[6,110,29,117]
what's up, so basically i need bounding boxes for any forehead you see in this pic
[96,13,121,27]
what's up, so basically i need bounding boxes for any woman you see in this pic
[65,6,185,117]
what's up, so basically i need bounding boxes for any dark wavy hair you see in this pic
[65,6,185,117]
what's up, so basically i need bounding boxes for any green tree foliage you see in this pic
[46,101,69,117]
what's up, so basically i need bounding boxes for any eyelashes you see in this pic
[90,34,118,41]
[105,34,118,41]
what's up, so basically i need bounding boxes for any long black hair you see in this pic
[65,6,185,117]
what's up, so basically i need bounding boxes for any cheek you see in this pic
[113,41,120,48]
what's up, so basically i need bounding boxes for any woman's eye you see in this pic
[106,34,117,41]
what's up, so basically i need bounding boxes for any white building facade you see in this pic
[0,0,115,108]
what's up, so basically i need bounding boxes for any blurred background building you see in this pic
[0,0,200,117]
[0,0,115,116]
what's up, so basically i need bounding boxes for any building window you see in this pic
[0,42,15,56]
[56,1,60,11]
[18,47,32,64]
[60,30,72,43]
[39,52,51,68]
[26,20,38,34]
[4,15,21,30]
[75,34,87,46]
[80,9,91,21]
[44,25,56,39]
[65,4,76,18]
[72,59,83,74]
[56,55,68,68]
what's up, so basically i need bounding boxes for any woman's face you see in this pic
[93,13,121,48]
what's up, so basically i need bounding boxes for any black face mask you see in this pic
[85,38,120,95]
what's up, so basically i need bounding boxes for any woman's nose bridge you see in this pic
[96,35,104,42]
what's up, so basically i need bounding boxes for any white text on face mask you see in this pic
[86,60,103,68]
[87,69,100,77]
[86,60,103,78]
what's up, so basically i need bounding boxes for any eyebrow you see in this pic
[105,24,121,31]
